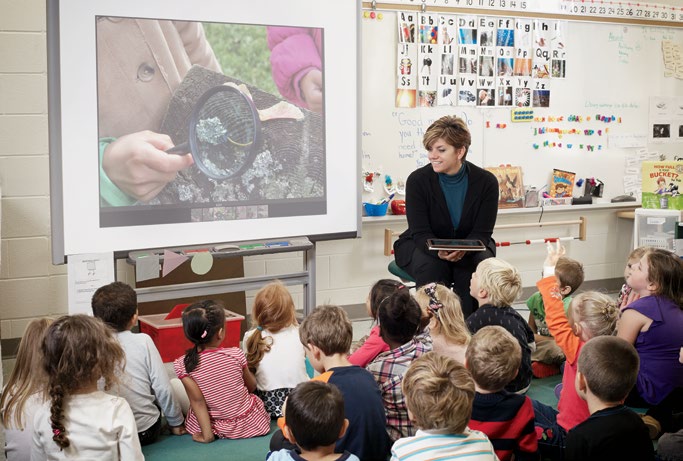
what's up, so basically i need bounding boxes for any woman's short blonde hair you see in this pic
[422,116,471,158]
[475,258,522,307]
[402,351,475,433]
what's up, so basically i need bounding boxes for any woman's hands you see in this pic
[438,250,466,262]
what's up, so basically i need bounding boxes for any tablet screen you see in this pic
[427,239,486,251]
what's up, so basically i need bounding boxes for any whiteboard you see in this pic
[361,11,683,203]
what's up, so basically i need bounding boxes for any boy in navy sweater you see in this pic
[565,336,654,461]
[467,326,538,461]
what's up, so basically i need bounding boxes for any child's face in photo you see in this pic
[365,294,373,318]
[303,344,324,374]
[626,256,651,293]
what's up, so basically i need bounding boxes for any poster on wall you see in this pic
[48,0,360,261]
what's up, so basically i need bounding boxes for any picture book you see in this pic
[550,169,575,198]
[485,165,525,208]
[641,160,683,209]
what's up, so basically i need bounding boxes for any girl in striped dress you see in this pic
[174,300,270,443]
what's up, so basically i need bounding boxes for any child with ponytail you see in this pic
[414,282,470,364]
[31,314,143,460]
[349,279,406,367]
[174,300,270,443]
[532,242,620,459]
[243,281,309,418]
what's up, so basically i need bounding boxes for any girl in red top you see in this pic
[532,242,620,459]
[174,300,270,443]
[348,280,405,367]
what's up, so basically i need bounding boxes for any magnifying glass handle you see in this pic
[166,141,190,155]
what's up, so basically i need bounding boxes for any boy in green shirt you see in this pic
[526,256,584,378]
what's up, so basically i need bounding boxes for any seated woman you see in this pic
[393,115,498,317]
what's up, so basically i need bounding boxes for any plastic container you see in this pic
[363,202,389,216]
[139,306,244,362]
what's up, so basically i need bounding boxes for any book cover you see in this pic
[641,161,683,209]
[485,165,525,208]
[550,169,575,198]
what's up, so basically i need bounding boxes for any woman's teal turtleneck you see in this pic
[438,162,468,230]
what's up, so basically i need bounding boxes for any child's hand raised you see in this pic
[544,240,566,271]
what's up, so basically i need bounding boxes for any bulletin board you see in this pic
[361,5,683,203]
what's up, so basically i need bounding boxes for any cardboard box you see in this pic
[641,161,683,209]
[139,305,245,363]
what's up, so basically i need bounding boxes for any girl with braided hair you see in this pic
[173,300,270,443]
[31,314,143,460]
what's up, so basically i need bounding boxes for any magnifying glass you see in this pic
[166,85,262,180]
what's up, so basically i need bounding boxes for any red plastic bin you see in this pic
[138,305,245,363]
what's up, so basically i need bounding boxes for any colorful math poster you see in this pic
[438,14,458,105]
[550,169,576,198]
[418,13,439,107]
[396,12,417,108]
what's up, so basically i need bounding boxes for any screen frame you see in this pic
[48,0,361,264]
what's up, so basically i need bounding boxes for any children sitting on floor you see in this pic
[466,326,538,461]
[32,315,144,460]
[92,282,186,444]
[565,336,654,461]
[466,258,535,394]
[366,290,432,441]
[271,304,391,461]
[532,241,620,459]
[526,256,584,378]
[391,351,497,460]
[267,381,359,461]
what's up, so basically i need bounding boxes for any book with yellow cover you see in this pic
[641,161,683,209]
[550,169,575,198]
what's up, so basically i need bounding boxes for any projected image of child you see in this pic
[96,18,326,227]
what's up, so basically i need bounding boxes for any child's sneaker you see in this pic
[532,361,561,378]
[641,415,661,439]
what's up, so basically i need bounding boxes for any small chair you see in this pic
[384,228,416,284]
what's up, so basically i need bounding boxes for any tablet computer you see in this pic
[427,239,486,251]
